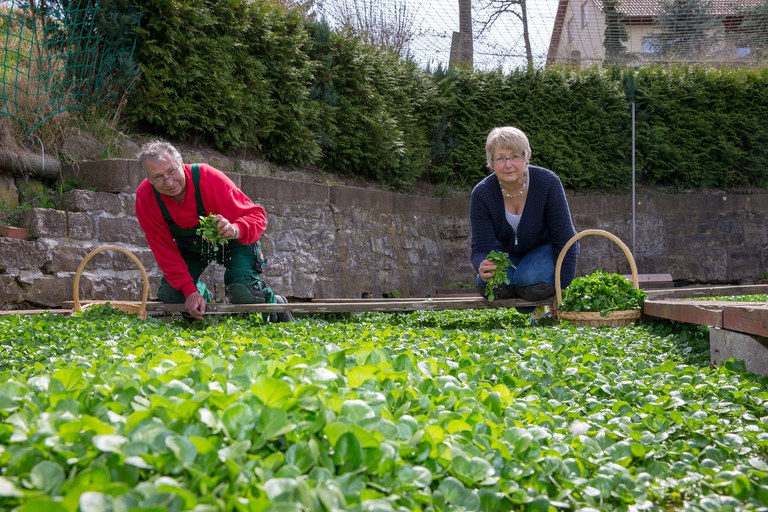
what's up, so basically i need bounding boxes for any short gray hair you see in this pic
[138,140,183,171]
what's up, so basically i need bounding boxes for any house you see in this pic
[546,0,765,67]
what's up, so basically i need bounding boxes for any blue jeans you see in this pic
[476,244,555,313]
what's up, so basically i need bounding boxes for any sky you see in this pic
[406,0,561,71]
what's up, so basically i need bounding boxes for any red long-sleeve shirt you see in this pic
[135,163,268,298]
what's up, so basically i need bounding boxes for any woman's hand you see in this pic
[478,259,497,283]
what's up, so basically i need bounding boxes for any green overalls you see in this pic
[153,164,276,305]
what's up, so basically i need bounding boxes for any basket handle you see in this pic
[72,244,149,319]
[555,229,640,307]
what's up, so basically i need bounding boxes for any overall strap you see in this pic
[191,164,206,218]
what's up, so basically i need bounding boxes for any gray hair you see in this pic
[138,140,183,171]
[485,127,531,167]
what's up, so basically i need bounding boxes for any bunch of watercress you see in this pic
[196,213,228,251]
[485,250,514,302]
[559,269,646,315]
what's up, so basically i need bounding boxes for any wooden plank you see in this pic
[151,296,547,314]
[723,303,768,338]
[309,296,480,303]
[61,296,550,315]
[642,299,724,327]
[622,273,674,289]
[0,309,71,316]
[646,284,768,299]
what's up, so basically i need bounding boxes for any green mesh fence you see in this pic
[0,0,140,137]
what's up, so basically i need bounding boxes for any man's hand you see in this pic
[185,291,206,320]
[213,214,240,240]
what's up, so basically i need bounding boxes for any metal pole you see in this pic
[631,101,636,256]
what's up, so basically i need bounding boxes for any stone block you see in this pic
[20,208,67,238]
[710,328,768,377]
[62,159,145,193]
[121,193,136,217]
[46,244,89,274]
[0,275,22,305]
[241,175,329,207]
[0,237,49,270]
[22,275,74,307]
[393,193,440,215]
[331,185,393,213]
[237,159,273,177]
[67,212,96,240]
[98,217,146,245]
[60,189,123,214]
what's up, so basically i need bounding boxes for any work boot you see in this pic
[516,282,555,301]
[225,282,268,304]
[269,295,293,323]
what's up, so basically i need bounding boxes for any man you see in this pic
[135,140,291,322]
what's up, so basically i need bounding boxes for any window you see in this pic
[642,37,660,54]
[735,47,751,58]
[581,2,589,28]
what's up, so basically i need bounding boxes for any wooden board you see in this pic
[59,296,549,315]
[642,299,725,328]
[646,284,768,299]
[622,273,674,289]
[643,298,768,338]
[722,303,768,338]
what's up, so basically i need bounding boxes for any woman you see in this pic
[470,126,579,305]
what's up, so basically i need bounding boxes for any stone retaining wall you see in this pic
[0,159,766,308]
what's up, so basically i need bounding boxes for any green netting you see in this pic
[0,0,140,137]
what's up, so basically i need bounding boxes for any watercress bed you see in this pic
[0,308,766,510]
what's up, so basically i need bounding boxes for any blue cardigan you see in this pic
[470,166,580,287]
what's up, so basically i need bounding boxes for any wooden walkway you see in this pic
[642,284,768,338]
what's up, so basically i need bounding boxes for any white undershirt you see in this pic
[505,209,521,231]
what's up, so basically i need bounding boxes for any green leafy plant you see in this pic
[0,309,764,510]
[485,250,515,302]
[196,213,228,251]
[559,269,647,316]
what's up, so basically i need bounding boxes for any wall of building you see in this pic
[0,159,766,309]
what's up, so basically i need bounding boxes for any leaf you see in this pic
[92,434,128,453]
[252,376,293,408]
[165,435,198,467]
[340,399,376,423]
[451,455,495,484]
[16,499,69,512]
[258,407,294,439]
[333,431,363,473]
[0,476,24,497]
[30,461,65,493]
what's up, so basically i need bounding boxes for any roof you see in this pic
[593,0,763,18]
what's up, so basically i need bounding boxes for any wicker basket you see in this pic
[555,229,642,327]
[72,245,149,319]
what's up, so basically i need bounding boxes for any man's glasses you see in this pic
[149,167,182,185]
[493,155,525,164]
